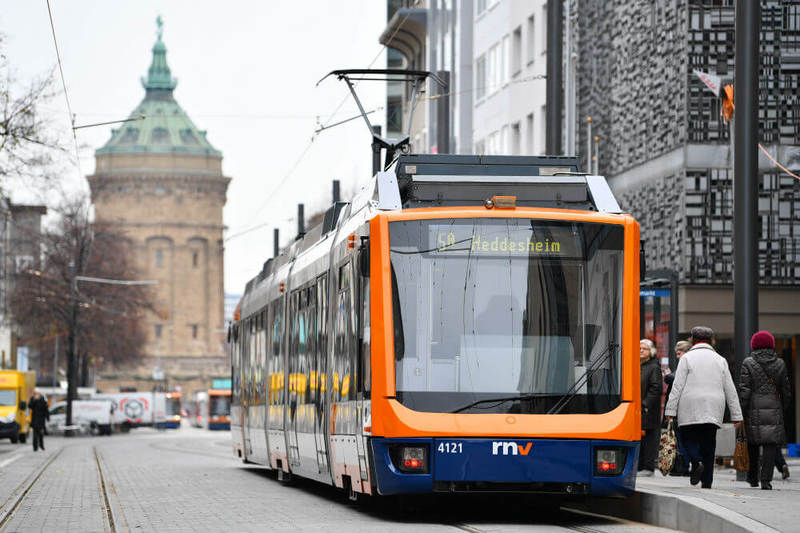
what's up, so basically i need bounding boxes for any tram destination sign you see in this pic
[428,221,580,257]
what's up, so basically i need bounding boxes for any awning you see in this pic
[379,8,427,61]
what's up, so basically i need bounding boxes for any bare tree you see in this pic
[0,33,65,191]
[10,197,153,429]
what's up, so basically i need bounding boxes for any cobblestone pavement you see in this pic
[0,427,676,533]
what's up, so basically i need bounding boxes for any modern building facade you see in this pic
[472,0,548,156]
[576,0,800,438]
[88,21,230,381]
[381,1,549,157]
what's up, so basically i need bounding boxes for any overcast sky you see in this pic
[1,1,387,294]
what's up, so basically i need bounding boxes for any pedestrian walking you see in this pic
[774,448,791,480]
[738,330,792,490]
[28,390,49,452]
[638,338,662,476]
[664,326,742,488]
[664,340,692,475]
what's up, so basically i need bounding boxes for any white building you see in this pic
[381,0,550,158]
[472,0,549,156]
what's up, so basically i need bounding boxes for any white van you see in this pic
[47,400,114,435]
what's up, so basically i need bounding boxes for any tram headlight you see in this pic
[594,447,626,476]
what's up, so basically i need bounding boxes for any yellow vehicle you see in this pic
[0,370,35,443]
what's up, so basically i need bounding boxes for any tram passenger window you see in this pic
[334,262,356,401]
[358,248,371,396]
[316,275,328,408]
[271,299,284,405]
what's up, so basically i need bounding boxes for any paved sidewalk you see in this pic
[634,456,800,533]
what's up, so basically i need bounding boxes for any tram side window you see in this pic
[316,274,328,407]
[334,262,357,402]
[231,324,240,406]
[289,289,305,407]
[259,309,268,406]
[358,247,371,396]
[250,317,257,405]
[304,286,317,405]
[270,298,284,405]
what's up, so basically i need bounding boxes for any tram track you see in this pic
[0,448,63,530]
[0,446,119,533]
[93,446,117,533]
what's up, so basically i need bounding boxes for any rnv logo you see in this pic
[491,441,533,456]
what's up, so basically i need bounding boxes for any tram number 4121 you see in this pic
[438,442,463,454]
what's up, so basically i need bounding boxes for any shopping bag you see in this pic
[734,426,750,472]
[658,420,677,476]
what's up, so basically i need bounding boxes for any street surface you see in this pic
[0,425,678,533]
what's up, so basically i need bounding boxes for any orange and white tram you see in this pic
[229,153,642,498]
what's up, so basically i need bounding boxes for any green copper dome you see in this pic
[97,17,221,157]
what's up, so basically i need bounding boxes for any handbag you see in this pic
[734,425,750,472]
[658,419,677,476]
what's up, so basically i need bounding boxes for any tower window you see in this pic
[156,249,164,268]
[155,324,162,338]
[191,324,198,339]
[152,127,169,144]
[192,251,199,267]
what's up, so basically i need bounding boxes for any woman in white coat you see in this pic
[664,326,742,488]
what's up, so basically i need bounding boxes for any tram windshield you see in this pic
[389,218,624,414]
[166,397,181,416]
[209,396,231,417]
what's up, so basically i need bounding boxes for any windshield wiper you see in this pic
[450,393,545,414]
[546,342,619,415]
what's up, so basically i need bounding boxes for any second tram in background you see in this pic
[188,388,231,430]
[229,150,642,499]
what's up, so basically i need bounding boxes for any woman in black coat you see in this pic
[638,339,663,475]
[739,331,792,490]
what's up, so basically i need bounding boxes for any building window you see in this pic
[527,15,535,64]
[155,324,162,339]
[526,113,534,154]
[541,5,548,55]
[512,26,522,76]
[152,127,169,145]
[475,54,487,100]
[192,251,199,268]
[511,122,521,155]
[156,249,163,268]
[14,255,33,273]
[540,105,547,152]
[191,324,198,339]
[502,35,511,84]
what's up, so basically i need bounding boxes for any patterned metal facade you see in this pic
[576,0,800,285]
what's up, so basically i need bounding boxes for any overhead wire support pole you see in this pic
[734,0,760,383]
[546,0,564,155]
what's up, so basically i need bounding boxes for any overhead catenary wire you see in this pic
[758,143,800,180]
[45,0,82,178]
[238,1,424,232]
[227,72,549,241]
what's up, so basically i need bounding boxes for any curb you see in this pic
[562,488,780,533]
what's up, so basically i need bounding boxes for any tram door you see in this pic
[315,274,329,474]
[287,291,301,468]
[355,245,371,486]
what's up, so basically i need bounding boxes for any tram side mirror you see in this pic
[359,239,370,278]
[639,240,646,280]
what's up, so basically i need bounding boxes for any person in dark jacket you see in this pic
[638,338,662,476]
[28,391,50,452]
[739,331,792,490]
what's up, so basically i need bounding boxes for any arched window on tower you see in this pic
[156,249,164,268]
[192,250,199,268]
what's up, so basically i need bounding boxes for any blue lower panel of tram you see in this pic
[370,438,638,497]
